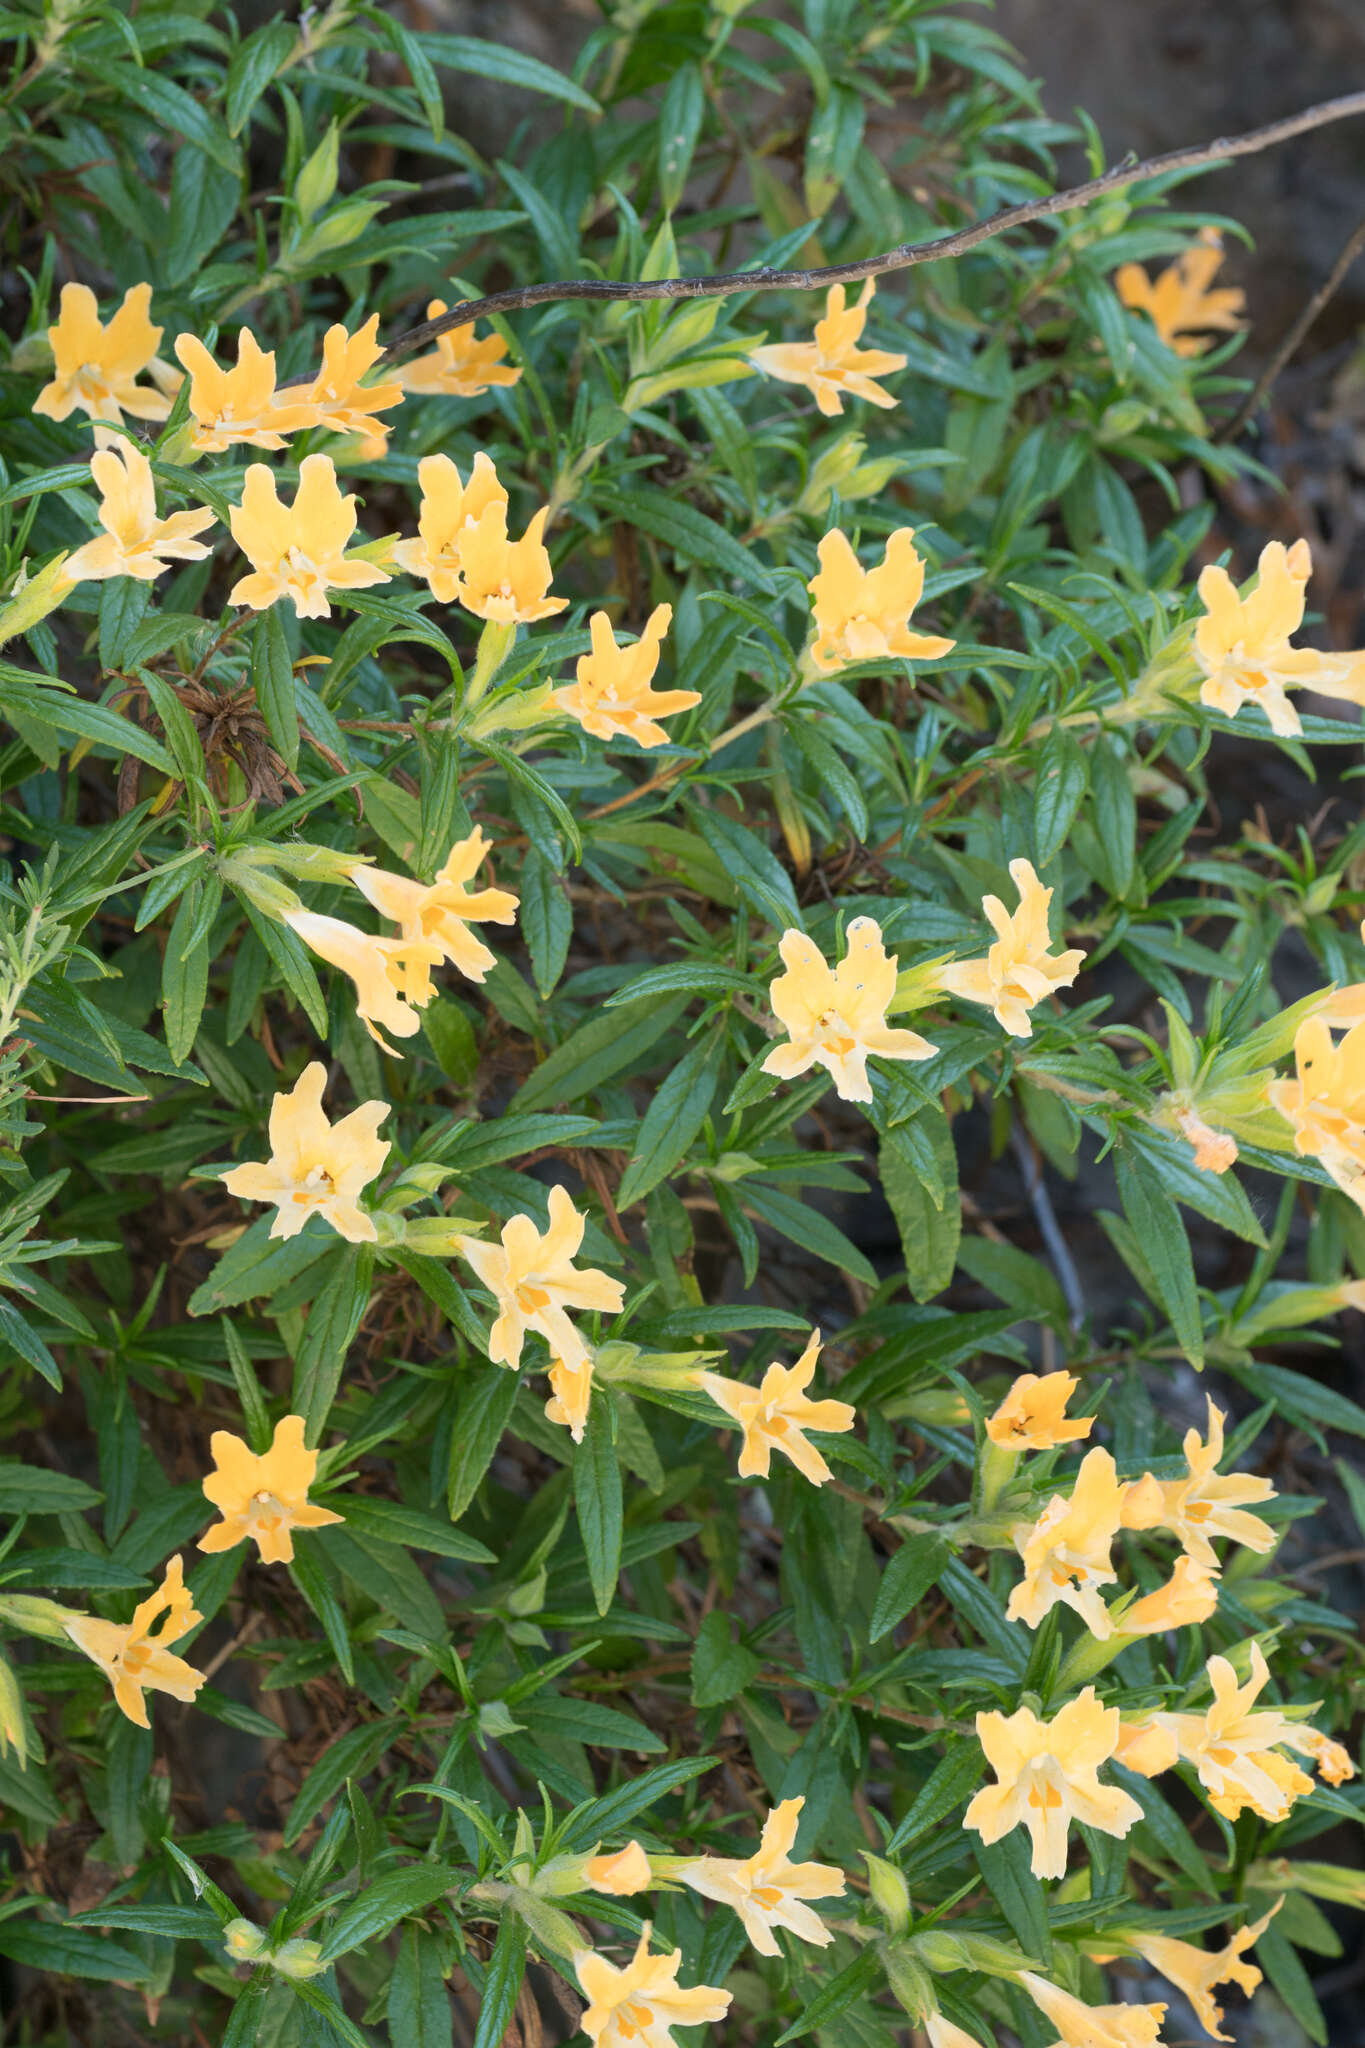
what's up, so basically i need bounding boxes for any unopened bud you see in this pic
[273,1938,325,1980]
[862,1852,910,1935]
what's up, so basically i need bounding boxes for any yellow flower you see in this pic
[1127,1903,1280,2043]
[451,500,567,624]
[1020,1971,1168,2048]
[700,1329,855,1485]
[197,1413,343,1565]
[1170,1101,1239,1174]
[808,527,955,675]
[395,300,523,398]
[64,1556,205,1728]
[303,314,405,439]
[1113,1718,1180,1779]
[1155,1643,1348,1823]
[1006,1446,1126,1638]
[173,329,316,452]
[1269,1014,1365,1210]
[33,283,181,443]
[985,1371,1094,1451]
[1194,539,1365,736]
[585,1841,652,1895]
[392,452,508,602]
[674,1796,845,1955]
[940,859,1085,1038]
[456,1184,625,1374]
[1131,1399,1276,1568]
[748,279,906,416]
[1120,1555,1221,1635]
[762,917,937,1104]
[283,907,444,1055]
[575,1925,731,2048]
[927,2020,988,2048]
[965,1688,1142,1880]
[1291,1724,1356,1786]
[347,826,518,984]
[62,441,214,585]
[220,1060,390,1242]
[1115,229,1245,357]
[553,605,700,749]
[545,1353,594,1443]
[228,454,393,619]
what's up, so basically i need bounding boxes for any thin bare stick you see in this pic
[366,89,1365,366]
[1219,210,1365,441]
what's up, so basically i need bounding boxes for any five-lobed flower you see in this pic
[1115,228,1245,357]
[940,858,1085,1038]
[283,907,444,1055]
[763,916,936,1104]
[392,451,508,602]
[304,314,405,440]
[197,1413,343,1565]
[701,1329,855,1485]
[1019,1970,1168,2048]
[228,453,393,619]
[346,826,518,985]
[986,1371,1094,1451]
[1193,538,1365,736]
[965,1687,1142,1879]
[1125,1904,1280,2043]
[1269,1012,1365,1212]
[395,300,523,398]
[64,1555,205,1728]
[1152,1642,1355,1822]
[673,1796,845,1955]
[62,441,214,586]
[220,1060,390,1242]
[807,526,955,675]
[34,282,181,443]
[450,500,566,624]
[457,1184,625,1375]
[574,1925,731,2048]
[1007,1445,1126,1638]
[174,328,316,452]
[748,278,907,416]
[553,604,700,748]
[1120,1398,1276,1566]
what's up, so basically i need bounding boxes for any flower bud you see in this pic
[861,1852,910,1935]
[0,1652,28,1768]
[273,1938,325,1981]
[224,1918,270,1962]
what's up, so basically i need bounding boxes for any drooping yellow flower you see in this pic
[1155,1643,1354,1822]
[585,1841,652,1896]
[395,300,523,399]
[808,527,955,675]
[197,1413,343,1565]
[452,501,566,624]
[965,1688,1142,1881]
[1171,1101,1239,1174]
[1194,539,1365,736]
[392,452,508,602]
[456,1184,625,1374]
[1020,1971,1168,2048]
[1269,1014,1365,1211]
[1007,1446,1126,1638]
[545,1353,594,1443]
[940,859,1086,1039]
[33,283,181,442]
[173,329,316,452]
[220,1061,390,1242]
[1291,1723,1357,1786]
[228,454,393,619]
[1120,1554,1221,1635]
[346,826,518,984]
[749,279,906,416]
[303,314,405,440]
[700,1329,855,1486]
[575,1925,731,2048]
[1127,1903,1280,2043]
[1115,229,1246,357]
[553,605,700,749]
[762,917,937,1104]
[64,1556,205,1728]
[985,1371,1094,1451]
[283,907,443,1055]
[62,441,214,585]
[1126,1399,1277,1568]
[674,1796,845,1955]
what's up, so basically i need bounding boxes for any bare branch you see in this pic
[367,88,1365,367]
[1219,209,1365,442]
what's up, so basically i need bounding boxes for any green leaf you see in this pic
[775,1946,881,2046]
[689,807,802,932]
[880,1117,961,1301]
[561,1756,718,1850]
[318,1863,462,1963]
[0,1919,149,1982]
[224,16,297,135]
[447,1367,521,1520]
[1255,1925,1328,2045]
[292,1246,377,1444]
[869,1533,951,1644]
[290,1536,354,1686]
[0,1461,100,1513]
[520,844,572,999]
[510,996,689,1115]
[283,1720,399,1847]
[161,882,211,1067]
[971,1830,1049,1966]
[885,1745,984,1854]
[575,1398,623,1618]
[424,34,600,112]
[691,1610,761,1707]
[954,1237,1068,1328]
[1032,723,1088,866]
[388,1925,454,2048]
[252,608,299,772]
[221,1315,272,1454]
[166,145,241,284]
[617,1031,721,1207]
[1115,1147,1204,1367]
[469,1908,528,2048]
[658,63,705,212]
[339,1497,495,1564]
[744,1181,878,1286]
[520,1695,664,1754]
[593,483,777,594]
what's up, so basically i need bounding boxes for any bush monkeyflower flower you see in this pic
[926,2020,987,2048]
[347,826,518,983]
[283,908,443,1055]
[1113,1717,1180,1779]
[553,604,700,748]
[673,1796,845,1954]
[1168,1097,1239,1174]
[808,526,955,675]
[986,1371,1094,1451]
[1007,1446,1126,1638]
[1115,228,1245,356]
[1122,1399,1276,1566]
[456,1184,625,1374]
[965,1688,1142,1880]
[701,1329,854,1485]
[395,300,523,398]
[1194,539,1365,736]
[64,1555,205,1727]
[219,1060,390,1242]
[1020,1971,1168,2048]
[452,501,567,624]
[545,1353,594,1443]
[228,454,393,619]
[34,282,181,443]
[748,279,906,416]
[1269,1013,1365,1211]
[585,1841,653,1895]
[303,313,405,439]
[940,859,1085,1038]
[763,917,937,1103]
[197,1413,343,1565]
[1155,1642,1355,1821]
[1120,1554,1221,1634]
[62,441,214,585]
[392,451,508,601]
[574,1924,731,2048]
[1125,1903,1281,2043]
[173,329,315,452]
